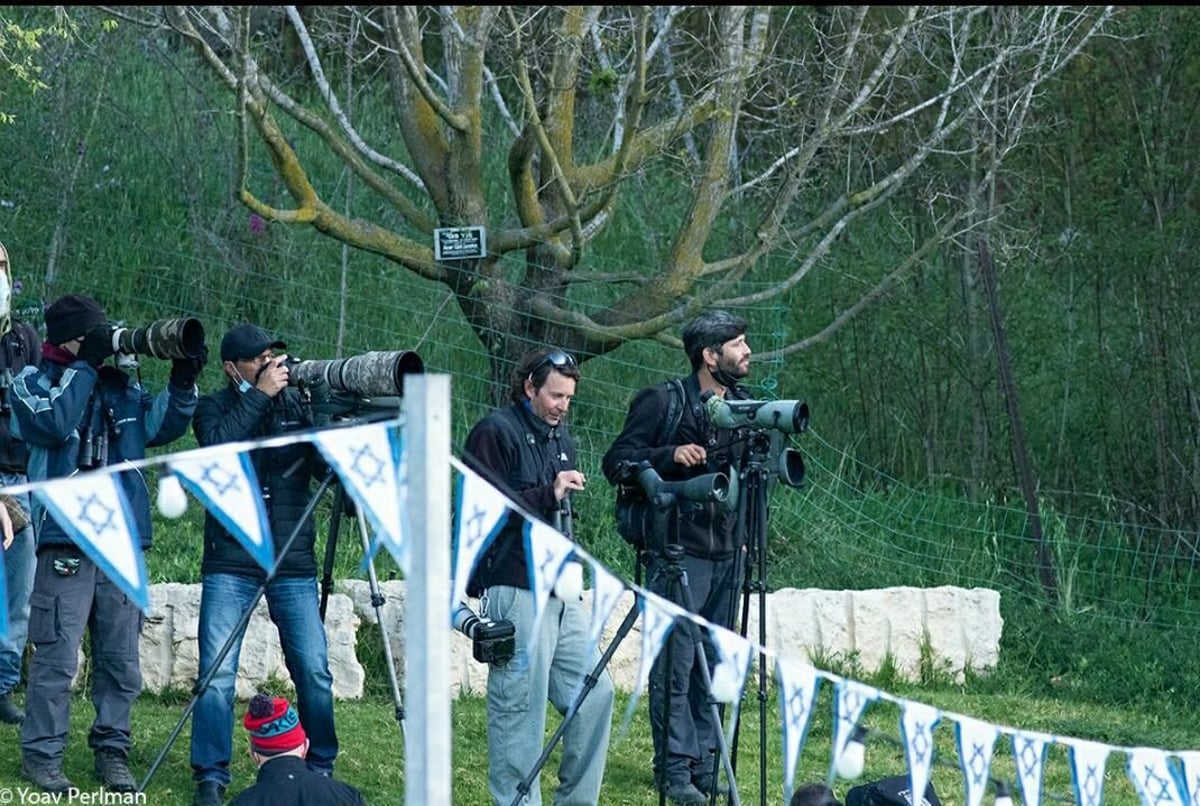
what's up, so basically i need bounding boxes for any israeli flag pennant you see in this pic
[1066,738,1111,806]
[1175,751,1200,806]
[170,449,273,573]
[954,716,998,806]
[776,657,820,803]
[1011,729,1053,806]
[1127,747,1186,806]
[451,465,509,614]
[710,625,753,704]
[35,472,149,611]
[524,519,575,641]
[586,560,625,649]
[312,421,409,573]
[900,700,941,806]
[617,591,681,740]
[830,679,878,781]
[1171,748,1200,806]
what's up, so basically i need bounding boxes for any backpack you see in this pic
[845,775,942,806]
[0,320,39,473]
[613,378,685,549]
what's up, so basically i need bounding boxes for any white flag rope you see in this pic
[1,441,1192,806]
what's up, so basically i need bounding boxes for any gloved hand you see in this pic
[78,325,115,368]
[170,345,208,389]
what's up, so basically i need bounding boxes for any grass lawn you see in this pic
[0,681,1194,805]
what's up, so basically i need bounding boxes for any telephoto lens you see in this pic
[111,317,206,360]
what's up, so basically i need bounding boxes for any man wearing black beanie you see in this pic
[9,293,203,793]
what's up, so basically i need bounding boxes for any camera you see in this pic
[110,317,207,360]
[286,350,424,398]
[703,393,809,434]
[453,604,516,665]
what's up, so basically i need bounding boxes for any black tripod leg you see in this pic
[139,469,336,793]
[509,601,637,806]
[349,503,407,748]
[319,484,346,620]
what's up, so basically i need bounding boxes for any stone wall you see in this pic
[135,581,1001,699]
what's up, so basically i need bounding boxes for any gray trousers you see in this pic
[646,552,738,789]
[21,548,143,763]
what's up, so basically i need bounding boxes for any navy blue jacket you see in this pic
[194,383,325,579]
[10,345,198,549]
[463,401,576,593]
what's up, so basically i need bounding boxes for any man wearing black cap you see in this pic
[602,310,753,806]
[189,323,338,806]
[9,293,202,793]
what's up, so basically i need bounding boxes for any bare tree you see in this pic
[110,5,1112,391]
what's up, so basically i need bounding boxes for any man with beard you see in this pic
[602,310,753,806]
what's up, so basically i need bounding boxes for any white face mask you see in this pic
[0,248,12,337]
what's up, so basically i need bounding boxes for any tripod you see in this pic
[318,481,407,744]
[140,466,336,792]
[727,429,804,806]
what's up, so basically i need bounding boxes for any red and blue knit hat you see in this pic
[243,693,307,755]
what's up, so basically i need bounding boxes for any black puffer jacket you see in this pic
[194,383,324,579]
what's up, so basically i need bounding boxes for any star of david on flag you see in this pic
[525,519,575,641]
[1065,738,1110,806]
[954,716,998,806]
[586,560,625,650]
[1127,747,1186,806]
[452,465,510,615]
[35,472,149,611]
[312,421,410,573]
[777,657,820,803]
[1011,729,1052,806]
[900,700,940,806]
[830,679,878,782]
[170,448,273,573]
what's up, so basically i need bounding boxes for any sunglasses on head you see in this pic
[528,349,577,378]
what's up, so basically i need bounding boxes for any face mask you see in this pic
[238,378,253,394]
[0,258,12,337]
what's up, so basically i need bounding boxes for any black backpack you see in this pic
[613,378,685,549]
[845,775,941,806]
[0,320,40,473]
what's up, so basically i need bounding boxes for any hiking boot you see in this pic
[193,780,226,806]
[21,756,76,793]
[664,781,708,806]
[695,772,730,796]
[0,691,23,724]
[94,748,137,792]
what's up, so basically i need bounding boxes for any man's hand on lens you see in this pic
[79,325,116,368]
[673,443,708,467]
[170,345,208,389]
[256,355,290,397]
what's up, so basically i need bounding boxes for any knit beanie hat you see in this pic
[244,693,307,755]
[44,294,107,345]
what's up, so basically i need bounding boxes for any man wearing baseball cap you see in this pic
[230,693,365,806]
[190,322,339,806]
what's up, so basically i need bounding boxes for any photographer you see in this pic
[463,347,614,806]
[10,293,200,793]
[0,240,42,726]
[601,310,752,806]
[190,323,338,806]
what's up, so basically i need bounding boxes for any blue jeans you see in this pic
[0,473,35,696]
[190,573,338,786]
[483,585,613,806]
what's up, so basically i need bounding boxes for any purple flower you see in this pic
[249,213,266,235]
[12,280,22,294]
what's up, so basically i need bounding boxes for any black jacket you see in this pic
[0,320,41,472]
[463,401,576,593]
[193,383,325,578]
[602,374,745,560]
[229,757,366,806]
